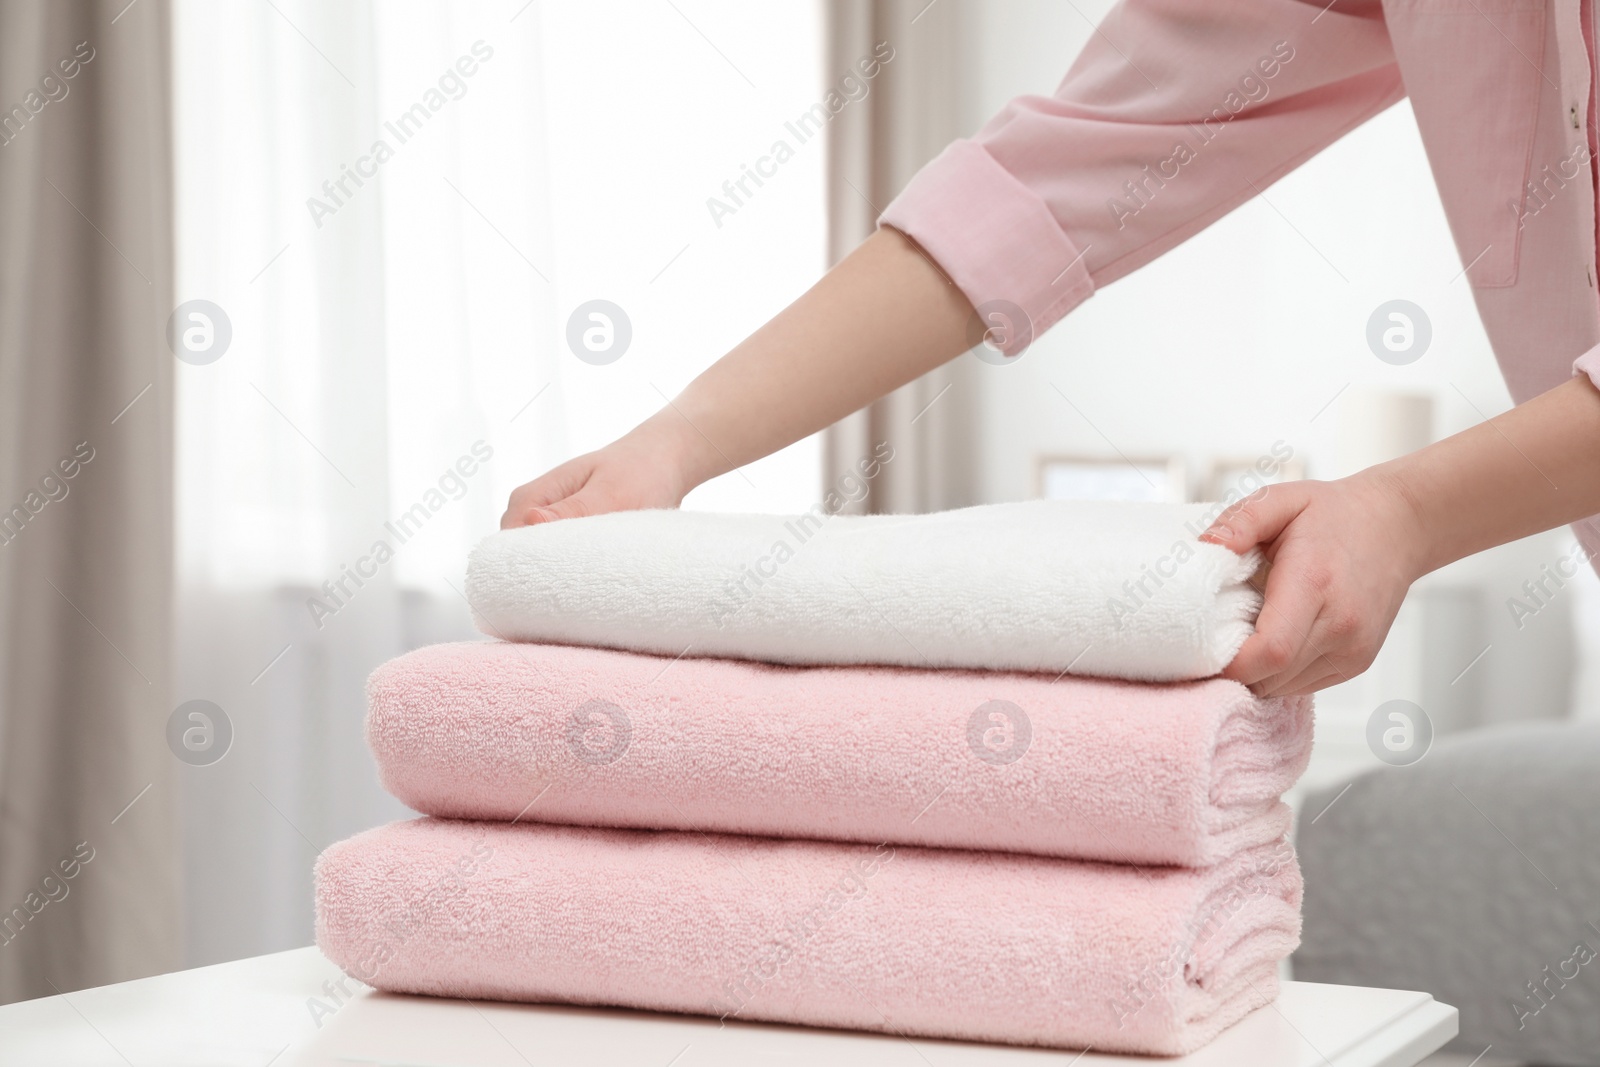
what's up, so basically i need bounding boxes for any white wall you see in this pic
[946,0,1595,766]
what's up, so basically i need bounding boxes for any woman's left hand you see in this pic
[1199,472,1429,698]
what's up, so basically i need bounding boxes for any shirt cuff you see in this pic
[879,139,1093,356]
[1576,342,1600,391]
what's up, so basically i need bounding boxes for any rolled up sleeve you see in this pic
[881,0,1404,350]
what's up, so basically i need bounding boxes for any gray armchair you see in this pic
[1295,722,1600,1066]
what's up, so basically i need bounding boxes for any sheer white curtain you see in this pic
[173,0,823,965]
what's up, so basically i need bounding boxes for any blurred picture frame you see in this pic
[1035,453,1188,504]
[1204,454,1305,503]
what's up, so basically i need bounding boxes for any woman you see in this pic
[503,0,1600,699]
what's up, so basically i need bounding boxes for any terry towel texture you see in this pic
[466,500,1263,682]
[369,640,1313,867]
[314,818,1303,1056]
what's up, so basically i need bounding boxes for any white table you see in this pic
[0,946,1457,1067]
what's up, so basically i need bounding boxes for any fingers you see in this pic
[1274,669,1346,698]
[1209,485,1327,689]
[524,494,594,526]
[1258,653,1346,698]
[500,457,595,529]
[1200,484,1310,557]
[1222,563,1323,688]
[1207,478,1399,696]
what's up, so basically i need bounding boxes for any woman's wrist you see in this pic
[1349,459,1439,582]
[625,407,725,498]
[1361,376,1600,581]
[622,228,974,505]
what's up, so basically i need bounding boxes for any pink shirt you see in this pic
[883,0,1600,557]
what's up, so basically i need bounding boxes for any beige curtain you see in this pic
[0,0,180,1000]
[823,0,981,514]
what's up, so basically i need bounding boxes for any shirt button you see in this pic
[1573,105,1581,129]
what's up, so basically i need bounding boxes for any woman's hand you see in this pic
[1201,376,1600,697]
[1200,471,1430,698]
[500,420,696,529]
[500,227,976,532]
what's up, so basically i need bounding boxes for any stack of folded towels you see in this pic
[314,500,1313,1055]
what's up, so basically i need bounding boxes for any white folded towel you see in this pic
[466,500,1261,682]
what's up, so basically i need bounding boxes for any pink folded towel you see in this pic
[315,818,1302,1055]
[367,641,1313,867]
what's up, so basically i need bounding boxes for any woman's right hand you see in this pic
[499,421,696,529]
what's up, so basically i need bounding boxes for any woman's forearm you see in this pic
[1385,375,1600,576]
[638,226,977,486]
